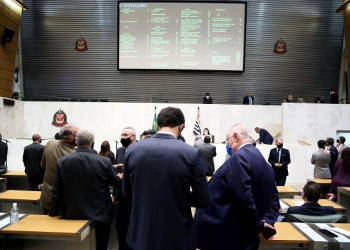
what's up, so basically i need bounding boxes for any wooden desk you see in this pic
[0,190,41,214]
[281,198,346,213]
[2,215,94,250]
[307,178,331,185]
[337,187,350,221]
[277,186,300,198]
[1,171,28,190]
[260,222,308,249]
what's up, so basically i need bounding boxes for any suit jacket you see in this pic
[0,141,8,166]
[23,142,45,176]
[195,143,216,175]
[40,140,75,211]
[328,145,338,175]
[123,133,210,250]
[311,149,331,178]
[268,147,291,178]
[243,95,254,105]
[116,146,126,165]
[49,148,120,223]
[330,93,339,104]
[286,202,336,216]
[258,128,273,145]
[336,144,347,159]
[193,144,280,250]
[203,97,213,104]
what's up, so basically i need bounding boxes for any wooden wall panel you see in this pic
[0,0,22,98]
[343,0,350,103]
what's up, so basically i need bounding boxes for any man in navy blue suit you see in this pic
[268,139,291,186]
[326,137,338,178]
[255,127,273,145]
[123,107,210,250]
[194,124,280,250]
[285,181,336,217]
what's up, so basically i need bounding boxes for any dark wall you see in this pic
[21,0,343,104]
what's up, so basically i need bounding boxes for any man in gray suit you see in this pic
[311,140,331,179]
[195,135,216,176]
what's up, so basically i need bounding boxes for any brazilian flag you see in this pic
[152,109,157,131]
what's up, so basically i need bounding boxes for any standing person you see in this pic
[193,124,279,250]
[23,134,45,190]
[255,127,273,145]
[286,94,293,102]
[49,129,121,250]
[328,148,350,201]
[311,140,331,179]
[329,89,339,104]
[40,124,79,214]
[195,135,216,176]
[326,137,338,177]
[123,107,209,250]
[243,91,254,105]
[0,133,8,167]
[98,141,116,164]
[115,127,137,250]
[203,93,213,104]
[336,136,347,159]
[268,139,291,186]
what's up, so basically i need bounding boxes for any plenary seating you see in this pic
[285,213,347,223]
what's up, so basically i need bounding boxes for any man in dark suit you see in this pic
[195,135,216,176]
[285,181,336,217]
[114,127,137,250]
[268,139,291,186]
[243,91,254,105]
[123,107,210,250]
[255,127,274,145]
[329,89,339,104]
[49,129,121,250]
[0,133,8,167]
[194,124,280,250]
[23,134,45,190]
[203,93,213,104]
[326,137,338,178]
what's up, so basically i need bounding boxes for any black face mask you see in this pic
[121,137,132,147]
[277,144,283,149]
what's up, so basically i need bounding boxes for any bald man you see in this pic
[194,124,279,250]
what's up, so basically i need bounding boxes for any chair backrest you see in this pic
[285,213,347,223]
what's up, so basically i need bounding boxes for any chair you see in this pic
[285,213,347,223]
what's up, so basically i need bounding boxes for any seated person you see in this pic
[285,181,336,217]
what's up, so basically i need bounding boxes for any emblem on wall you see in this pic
[273,39,287,54]
[75,37,88,51]
[52,109,68,127]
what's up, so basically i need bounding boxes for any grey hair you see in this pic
[76,129,95,147]
[123,127,136,135]
[228,124,250,139]
[59,124,76,139]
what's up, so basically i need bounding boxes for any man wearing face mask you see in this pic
[268,139,291,186]
[114,126,137,250]
[194,124,279,250]
[40,124,79,214]
[123,107,209,250]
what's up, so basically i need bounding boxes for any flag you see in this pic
[152,107,157,131]
[193,109,201,135]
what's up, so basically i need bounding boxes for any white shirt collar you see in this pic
[157,131,176,138]
[237,142,252,151]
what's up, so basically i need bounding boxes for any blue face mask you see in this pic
[226,142,232,156]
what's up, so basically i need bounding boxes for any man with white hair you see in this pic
[40,124,79,214]
[194,124,280,250]
[49,129,120,250]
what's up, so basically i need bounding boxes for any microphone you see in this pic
[115,140,119,145]
[3,139,11,143]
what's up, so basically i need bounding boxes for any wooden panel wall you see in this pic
[0,0,22,98]
[344,1,350,103]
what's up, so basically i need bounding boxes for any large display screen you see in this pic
[118,1,246,71]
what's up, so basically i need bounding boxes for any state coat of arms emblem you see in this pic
[52,109,68,127]
[75,37,88,51]
[273,39,287,54]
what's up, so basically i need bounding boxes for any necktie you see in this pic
[277,149,281,163]
[249,97,252,105]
